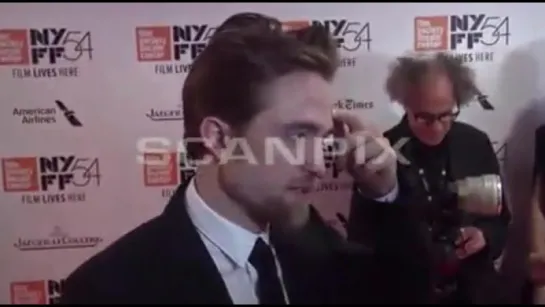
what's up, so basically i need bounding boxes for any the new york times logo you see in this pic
[136,24,215,75]
[14,226,103,251]
[335,98,374,110]
[8,28,92,79]
[12,100,82,126]
[146,103,183,122]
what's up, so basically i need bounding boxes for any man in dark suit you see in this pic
[347,53,511,304]
[59,13,431,304]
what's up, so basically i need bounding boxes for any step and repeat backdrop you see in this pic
[2,2,545,304]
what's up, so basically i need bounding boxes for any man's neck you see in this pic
[193,166,266,234]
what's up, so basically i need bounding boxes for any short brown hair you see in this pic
[182,13,338,160]
[385,52,478,107]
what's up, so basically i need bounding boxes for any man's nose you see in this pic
[303,153,327,179]
[307,161,327,178]
[428,120,444,132]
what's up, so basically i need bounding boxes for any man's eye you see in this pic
[290,131,308,139]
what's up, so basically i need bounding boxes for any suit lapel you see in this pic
[157,182,334,304]
[158,182,233,304]
[272,238,308,304]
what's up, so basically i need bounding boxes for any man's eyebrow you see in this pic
[285,121,320,131]
[415,110,455,116]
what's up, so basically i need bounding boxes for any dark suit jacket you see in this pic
[59,179,431,304]
[347,117,512,304]
[522,125,545,303]
[534,125,545,181]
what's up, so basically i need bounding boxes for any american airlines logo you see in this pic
[55,100,82,126]
[12,100,83,126]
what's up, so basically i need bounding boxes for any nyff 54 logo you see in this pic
[1,155,101,204]
[283,18,371,68]
[0,28,92,79]
[142,152,196,199]
[414,14,510,63]
[135,24,216,75]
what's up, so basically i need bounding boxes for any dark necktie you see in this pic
[249,238,287,305]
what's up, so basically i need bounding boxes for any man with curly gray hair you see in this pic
[347,52,511,304]
[384,53,479,145]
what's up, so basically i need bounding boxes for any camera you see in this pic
[423,188,464,299]
[426,188,462,269]
[424,174,503,298]
[423,174,503,263]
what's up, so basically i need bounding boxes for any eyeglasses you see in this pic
[413,108,460,126]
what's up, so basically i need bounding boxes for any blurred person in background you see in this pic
[526,124,545,303]
[59,13,431,304]
[347,53,511,304]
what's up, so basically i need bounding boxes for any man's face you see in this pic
[220,71,334,220]
[405,73,458,146]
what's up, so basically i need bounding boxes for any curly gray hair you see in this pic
[385,52,478,107]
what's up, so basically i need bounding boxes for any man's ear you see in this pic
[199,116,232,159]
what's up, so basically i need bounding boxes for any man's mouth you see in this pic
[289,186,313,194]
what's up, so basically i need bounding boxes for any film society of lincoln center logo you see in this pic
[0,28,93,79]
[135,24,216,75]
[282,18,372,68]
[1,155,101,204]
[143,152,196,198]
[414,14,510,63]
[14,225,103,252]
[10,279,65,304]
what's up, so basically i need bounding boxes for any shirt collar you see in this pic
[185,178,269,268]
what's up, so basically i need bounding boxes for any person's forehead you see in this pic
[406,75,455,112]
[259,71,334,126]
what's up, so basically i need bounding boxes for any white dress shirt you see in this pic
[373,183,399,203]
[185,179,290,304]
